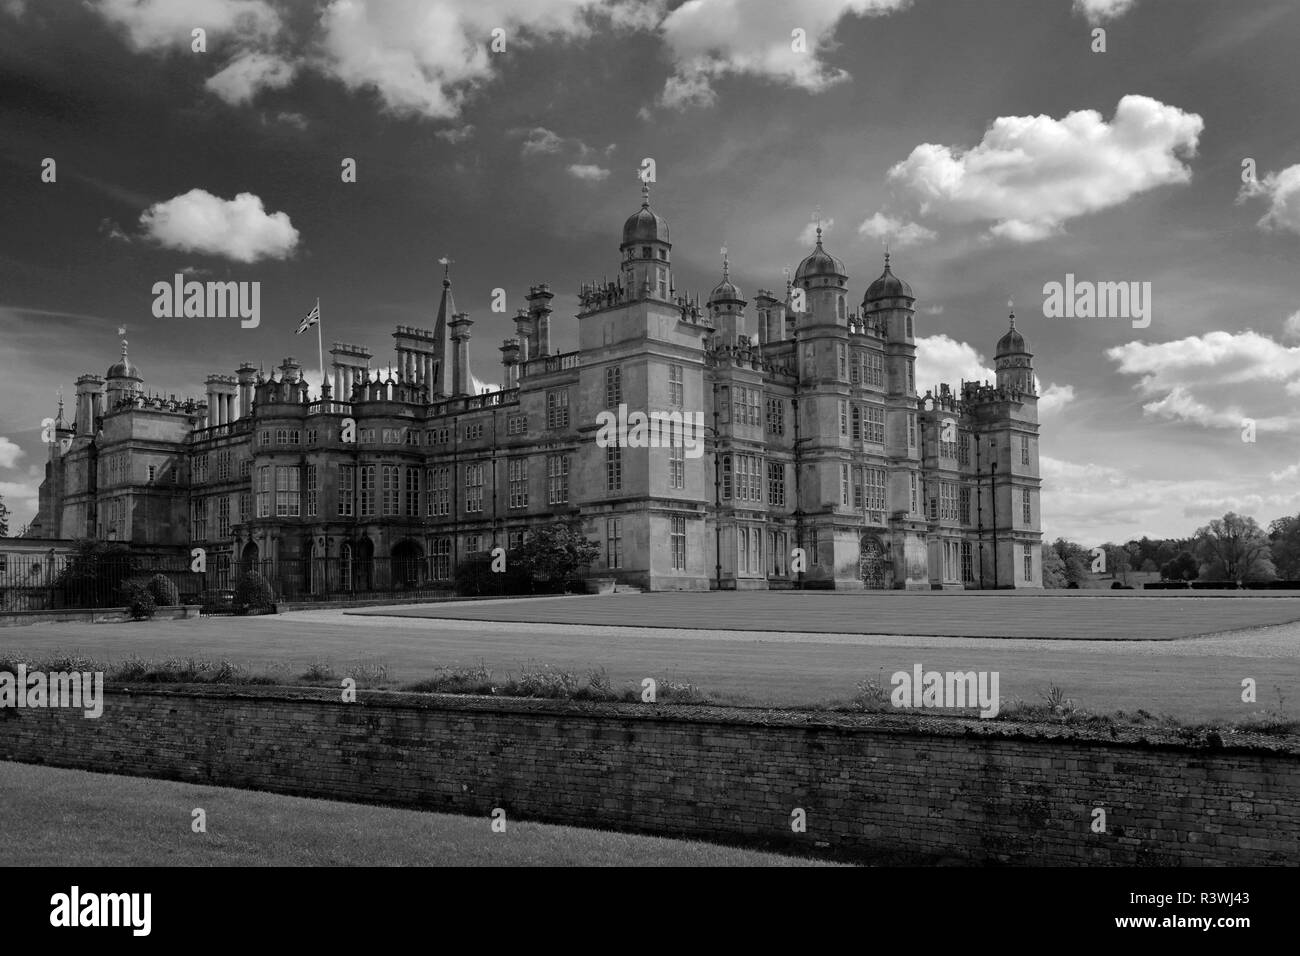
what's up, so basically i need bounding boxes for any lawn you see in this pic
[0,761,836,867]
[350,591,1300,640]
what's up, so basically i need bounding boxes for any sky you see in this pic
[1,0,1299,545]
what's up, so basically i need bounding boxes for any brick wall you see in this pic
[2,685,1296,865]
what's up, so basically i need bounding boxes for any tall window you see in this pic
[239,492,251,523]
[837,344,847,380]
[192,498,207,540]
[546,388,570,429]
[962,542,974,583]
[910,473,918,514]
[275,465,300,517]
[360,465,376,516]
[959,432,971,466]
[722,455,732,500]
[766,397,784,436]
[939,424,957,459]
[256,466,271,518]
[669,444,685,489]
[606,518,623,569]
[865,406,885,444]
[959,486,971,525]
[851,406,861,441]
[907,413,917,450]
[865,352,884,388]
[940,482,958,521]
[217,496,230,537]
[905,363,914,395]
[1021,435,1031,466]
[547,454,569,504]
[428,466,449,517]
[865,467,886,522]
[669,364,683,405]
[769,531,787,576]
[337,465,354,517]
[839,400,848,436]
[841,464,850,506]
[508,458,528,508]
[432,538,452,579]
[605,445,622,492]
[1023,544,1033,581]
[1022,487,1032,525]
[605,365,622,408]
[305,465,318,517]
[382,465,399,516]
[670,515,686,570]
[465,463,484,513]
[405,467,420,517]
[767,461,785,507]
[850,351,860,384]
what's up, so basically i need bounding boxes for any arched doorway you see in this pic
[240,541,259,578]
[859,534,888,589]
[392,539,425,589]
[355,537,374,591]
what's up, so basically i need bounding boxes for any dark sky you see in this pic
[2,0,1299,543]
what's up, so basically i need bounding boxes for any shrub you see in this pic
[406,662,495,695]
[233,571,275,613]
[507,663,582,699]
[146,573,180,606]
[853,668,891,712]
[126,585,156,621]
[302,659,335,682]
[345,657,389,686]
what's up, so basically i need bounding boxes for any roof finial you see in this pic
[117,325,128,356]
[56,386,65,426]
[641,177,650,207]
[884,242,891,270]
[1008,298,1016,329]
[813,204,823,245]
[783,266,792,296]
[438,256,453,287]
[721,242,729,281]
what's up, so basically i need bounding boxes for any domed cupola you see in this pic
[863,250,914,305]
[621,181,670,249]
[994,305,1035,395]
[106,340,142,381]
[794,226,847,283]
[708,247,744,307]
[996,313,1029,357]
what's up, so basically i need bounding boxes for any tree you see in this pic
[1268,516,1300,580]
[1161,550,1198,581]
[0,495,9,537]
[1194,512,1275,582]
[1041,546,1068,588]
[1102,542,1131,582]
[514,523,601,592]
[1050,538,1091,587]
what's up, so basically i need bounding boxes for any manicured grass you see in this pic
[351,591,1300,640]
[0,761,836,867]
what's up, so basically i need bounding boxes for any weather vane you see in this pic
[438,257,453,280]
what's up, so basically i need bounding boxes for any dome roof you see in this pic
[863,253,913,303]
[708,252,744,305]
[996,316,1029,356]
[621,183,669,247]
[107,342,141,380]
[794,228,846,281]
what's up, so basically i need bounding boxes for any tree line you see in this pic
[1043,511,1300,587]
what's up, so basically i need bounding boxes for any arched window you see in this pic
[340,543,353,592]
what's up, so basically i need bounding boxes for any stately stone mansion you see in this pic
[29,185,1042,590]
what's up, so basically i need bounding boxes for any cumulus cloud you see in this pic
[886,95,1203,243]
[90,0,282,52]
[1107,330,1300,433]
[317,0,657,120]
[139,189,299,263]
[517,127,564,157]
[436,125,475,144]
[1038,383,1076,416]
[915,334,994,391]
[858,211,935,247]
[1284,310,1300,342]
[0,437,26,469]
[1073,0,1138,25]
[1239,163,1300,236]
[797,218,834,246]
[568,163,610,181]
[204,51,297,104]
[657,0,910,109]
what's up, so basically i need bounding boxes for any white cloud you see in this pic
[1107,330,1300,432]
[1284,310,1300,342]
[139,189,300,263]
[0,437,25,469]
[1073,0,1137,25]
[886,95,1203,243]
[915,334,994,391]
[204,51,296,104]
[316,0,656,120]
[1239,163,1300,236]
[656,0,910,109]
[1038,382,1075,416]
[858,211,935,247]
[1,0,27,18]
[568,163,610,181]
[517,127,564,156]
[797,218,833,246]
[90,0,282,52]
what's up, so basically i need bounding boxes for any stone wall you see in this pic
[1,685,1295,865]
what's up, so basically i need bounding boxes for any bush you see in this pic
[146,573,180,606]
[233,571,276,613]
[126,585,156,621]
[454,550,533,597]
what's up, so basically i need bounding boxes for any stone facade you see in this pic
[30,187,1042,590]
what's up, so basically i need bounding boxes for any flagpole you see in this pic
[315,297,325,399]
